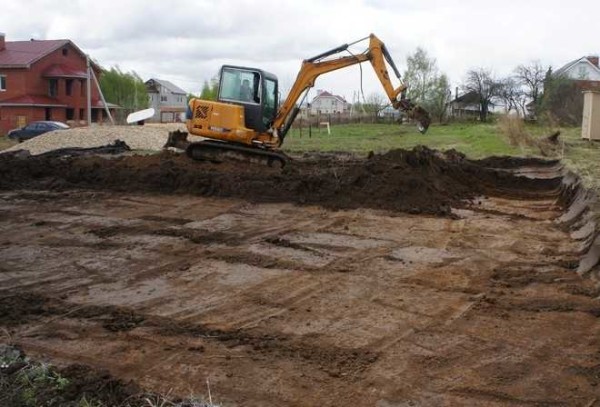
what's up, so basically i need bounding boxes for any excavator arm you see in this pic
[274,34,431,142]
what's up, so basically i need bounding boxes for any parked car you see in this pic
[7,121,70,142]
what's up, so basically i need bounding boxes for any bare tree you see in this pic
[463,68,502,122]
[498,77,525,116]
[363,92,388,121]
[514,62,545,106]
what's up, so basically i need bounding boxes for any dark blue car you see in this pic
[7,121,69,142]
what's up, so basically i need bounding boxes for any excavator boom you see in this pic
[275,34,430,142]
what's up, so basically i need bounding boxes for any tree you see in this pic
[362,92,388,121]
[428,74,451,123]
[199,75,219,101]
[463,68,502,122]
[514,62,545,107]
[403,48,451,123]
[539,73,583,125]
[403,47,437,105]
[99,66,149,110]
[498,77,528,116]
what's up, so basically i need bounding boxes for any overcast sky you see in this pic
[2,0,599,102]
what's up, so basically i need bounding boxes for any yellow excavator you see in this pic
[168,34,431,166]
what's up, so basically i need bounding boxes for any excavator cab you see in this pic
[217,65,278,133]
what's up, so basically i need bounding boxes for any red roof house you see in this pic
[0,33,116,135]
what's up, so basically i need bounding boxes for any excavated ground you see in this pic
[1,148,600,406]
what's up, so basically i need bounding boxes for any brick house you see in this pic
[0,33,116,135]
[145,78,187,122]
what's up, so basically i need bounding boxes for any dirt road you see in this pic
[1,150,599,406]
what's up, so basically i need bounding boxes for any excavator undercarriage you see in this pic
[166,130,290,167]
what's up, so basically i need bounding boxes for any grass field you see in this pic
[286,122,533,158]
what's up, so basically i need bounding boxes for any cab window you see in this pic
[262,78,277,127]
[219,68,261,104]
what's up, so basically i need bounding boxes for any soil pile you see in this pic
[0,146,561,216]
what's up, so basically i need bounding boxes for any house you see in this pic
[447,91,481,119]
[145,78,187,122]
[309,90,350,115]
[554,55,600,90]
[0,33,116,135]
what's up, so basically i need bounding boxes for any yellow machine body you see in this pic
[186,99,260,145]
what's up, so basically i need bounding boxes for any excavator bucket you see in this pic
[397,99,431,134]
[165,130,190,150]
[410,106,431,134]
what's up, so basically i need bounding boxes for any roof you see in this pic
[450,91,480,104]
[555,56,600,77]
[0,95,68,107]
[312,90,347,104]
[145,78,187,95]
[0,38,100,70]
[43,64,87,79]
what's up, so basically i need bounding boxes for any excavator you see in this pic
[167,34,431,167]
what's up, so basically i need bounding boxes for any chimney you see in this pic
[587,55,599,68]
[0,33,5,51]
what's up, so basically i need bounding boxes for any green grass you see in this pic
[284,122,534,159]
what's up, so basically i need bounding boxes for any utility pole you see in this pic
[90,68,114,125]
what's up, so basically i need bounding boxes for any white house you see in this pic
[554,56,600,81]
[309,90,350,115]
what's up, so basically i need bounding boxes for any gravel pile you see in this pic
[2,123,188,155]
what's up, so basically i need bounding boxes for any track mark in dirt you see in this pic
[448,387,567,406]
[138,215,193,224]
[2,291,378,378]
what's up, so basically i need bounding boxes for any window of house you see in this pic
[48,79,58,97]
[80,79,85,97]
[62,48,68,57]
[0,75,6,91]
[161,96,167,102]
[66,108,74,120]
[66,79,74,96]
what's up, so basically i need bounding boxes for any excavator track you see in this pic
[186,140,290,168]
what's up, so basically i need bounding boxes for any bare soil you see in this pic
[1,149,599,406]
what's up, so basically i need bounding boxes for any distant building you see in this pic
[554,55,600,89]
[145,78,187,122]
[447,90,481,119]
[526,56,600,120]
[0,33,117,135]
[309,90,350,115]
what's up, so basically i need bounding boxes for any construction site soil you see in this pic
[1,147,600,406]
[0,147,559,216]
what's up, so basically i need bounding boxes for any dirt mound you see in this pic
[0,147,561,216]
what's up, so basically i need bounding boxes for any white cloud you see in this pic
[1,0,599,99]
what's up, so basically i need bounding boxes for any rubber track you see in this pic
[186,140,290,167]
